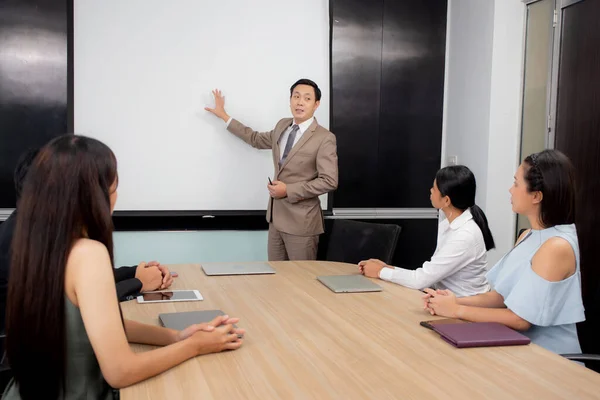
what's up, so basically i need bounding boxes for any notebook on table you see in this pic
[431,322,531,348]
[200,262,275,276]
[159,309,243,337]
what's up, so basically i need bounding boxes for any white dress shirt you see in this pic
[379,209,490,297]
[225,117,314,160]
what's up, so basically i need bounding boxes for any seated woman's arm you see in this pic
[67,240,244,389]
[122,318,240,346]
[455,290,506,308]
[123,320,180,346]
[423,229,532,308]
[458,303,531,331]
[425,237,576,331]
[367,231,480,290]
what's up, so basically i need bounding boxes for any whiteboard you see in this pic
[74,0,330,211]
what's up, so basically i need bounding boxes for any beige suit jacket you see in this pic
[227,117,338,236]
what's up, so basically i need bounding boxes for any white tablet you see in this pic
[136,290,203,304]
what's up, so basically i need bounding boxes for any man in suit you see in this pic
[205,79,338,261]
[0,149,174,333]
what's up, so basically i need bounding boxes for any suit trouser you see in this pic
[268,223,319,261]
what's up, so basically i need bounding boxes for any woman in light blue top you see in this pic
[423,149,585,355]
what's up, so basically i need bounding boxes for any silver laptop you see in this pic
[159,309,243,337]
[201,262,275,276]
[317,275,383,293]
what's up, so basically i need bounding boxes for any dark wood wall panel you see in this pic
[330,0,383,208]
[554,0,600,359]
[331,0,447,208]
[0,0,71,207]
[378,0,447,207]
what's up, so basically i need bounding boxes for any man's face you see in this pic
[289,84,320,124]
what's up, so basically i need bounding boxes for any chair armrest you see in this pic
[561,353,600,361]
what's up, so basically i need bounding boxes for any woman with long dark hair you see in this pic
[360,165,495,297]
[4,135,244,399]
[424,150,584,354]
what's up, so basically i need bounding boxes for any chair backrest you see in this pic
[0,334,11,394]
[576,282,600,372]
[325,220,402,265]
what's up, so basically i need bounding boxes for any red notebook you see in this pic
[431,322,531,348]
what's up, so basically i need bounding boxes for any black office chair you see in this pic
[561,283,600,372]
[0,334,11,394]
[325,220,401,265]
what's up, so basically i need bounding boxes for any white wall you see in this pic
[484,0,526,264]
[443,0,495,208]
[443,0,526,264]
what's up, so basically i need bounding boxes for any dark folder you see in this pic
[431,322,531,348]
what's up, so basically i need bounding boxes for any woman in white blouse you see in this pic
[359,165,495,297]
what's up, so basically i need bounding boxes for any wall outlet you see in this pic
[447,155,458,166]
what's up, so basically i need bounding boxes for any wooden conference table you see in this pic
[120,261,600,399]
